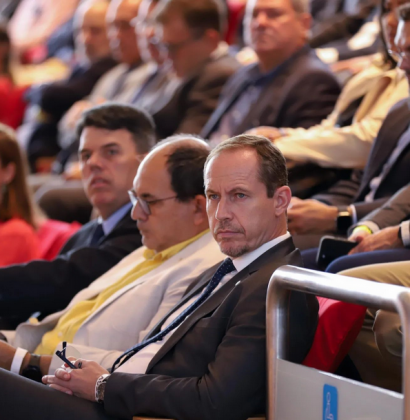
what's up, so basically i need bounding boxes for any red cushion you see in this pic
[302,297,366,372]
[37,219,81,261]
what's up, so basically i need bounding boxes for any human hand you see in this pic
[42,359,109,402]
[348,226,403,255]
[348,226,372,243]
[63,161,82,181]
[0,341,21,370]
[288,197,338,235]
[246,126,284,142]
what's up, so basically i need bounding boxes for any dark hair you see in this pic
[0,25,12,80]
[379,0,398,67]
[399,3,410,21]
[156,135,210,201]
[76,103,156,153]
[0,125,36,227]
[205,134,288,198]
[154,0,226,37]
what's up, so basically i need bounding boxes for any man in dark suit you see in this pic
[132,0,240,139]
[201,0,340,142]
[288,96,410,250]
[0,103,156,325]
[0,136,318,420]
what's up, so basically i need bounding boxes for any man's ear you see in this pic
[192,195,208,226]
[273,186,292,217]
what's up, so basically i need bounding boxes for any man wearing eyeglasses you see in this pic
[131,0,240,140]
[0,134,223,384]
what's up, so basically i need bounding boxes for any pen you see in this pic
[55,341,78,369]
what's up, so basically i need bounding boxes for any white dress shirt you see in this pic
[116,232,291,374]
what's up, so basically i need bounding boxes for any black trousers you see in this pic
[0,369,119,420]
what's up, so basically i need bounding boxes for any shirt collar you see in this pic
[232,232,291,273]
[98,203,132,236]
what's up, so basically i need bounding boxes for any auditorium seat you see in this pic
[37,219,81,260]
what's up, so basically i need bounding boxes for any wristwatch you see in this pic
[95,374,110,404]
[21,354,42,383]
[336,210,352,234]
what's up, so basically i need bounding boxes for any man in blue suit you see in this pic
[201,0,341,142]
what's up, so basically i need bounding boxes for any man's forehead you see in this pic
[205,155,259,186]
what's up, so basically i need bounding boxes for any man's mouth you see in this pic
[90,178,109,188]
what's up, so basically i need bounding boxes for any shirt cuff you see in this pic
[400,221,410,248]
[10,347,28,374]
[349,205,358,225]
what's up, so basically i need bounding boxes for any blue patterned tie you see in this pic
[112,258,236,371]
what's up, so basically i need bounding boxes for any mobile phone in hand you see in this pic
[316,236,357,270]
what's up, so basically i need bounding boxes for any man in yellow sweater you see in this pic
[0,135,224,379]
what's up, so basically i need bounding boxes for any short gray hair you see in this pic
[291,0,310,14]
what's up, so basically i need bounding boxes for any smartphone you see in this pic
[316,236,357,270]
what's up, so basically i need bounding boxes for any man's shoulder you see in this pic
[197,52,241,84]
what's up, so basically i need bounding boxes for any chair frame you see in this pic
[267,266,410,420]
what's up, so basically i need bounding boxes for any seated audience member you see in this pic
[132,0,240,139]
[0,125,40,267]
[312,0,380,62]
[20,0,116,171]
[337,260,408,391]
[201,0,341,143]
[248,0,408,170]
[7,0,80,59]
[0,137,224,379]
[0,135,319,420]
[60,0,152,139]
[288,1,410,250]
[0,103,154,325]
[320,183,410,272]
[0,26,28,129]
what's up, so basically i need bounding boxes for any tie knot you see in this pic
[219,258,235,275]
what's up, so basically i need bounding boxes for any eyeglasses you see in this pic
[150,32,204,56]
[128,190,177,215]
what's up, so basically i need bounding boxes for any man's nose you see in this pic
[131,200,148,222]
[215,198,232,221]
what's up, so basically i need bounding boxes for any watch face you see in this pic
[21,366,43,383]
[337,214,352,233]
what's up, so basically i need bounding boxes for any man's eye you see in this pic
[236,193,246,199]
[105,149,119,157]
[208,194,219,200]
[80,153,90,162]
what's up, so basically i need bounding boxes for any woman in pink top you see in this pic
[0,125,40,266]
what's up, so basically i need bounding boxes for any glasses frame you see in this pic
[128,190,178,215]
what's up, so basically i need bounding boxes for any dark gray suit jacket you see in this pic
[201,45,340,139]
[152,51,240,140]
[104,238,318,420]
[314,98,410,221]
[357,184,410,229]
[0,212,141,323]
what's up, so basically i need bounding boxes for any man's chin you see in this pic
[218,241,249,259]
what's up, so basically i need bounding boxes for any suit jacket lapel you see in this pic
[356,101,410,199]
[146,238,296,372]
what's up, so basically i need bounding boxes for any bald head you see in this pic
[75,0,111,62]
[131,136,210,251]
[107,0,143,64]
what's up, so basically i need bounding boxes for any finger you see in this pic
[74,359,84,369]
[55,368,72,380]
[49,384,73,395]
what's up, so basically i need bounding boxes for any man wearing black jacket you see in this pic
[0,136,318,420]
[0,103,155,326]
